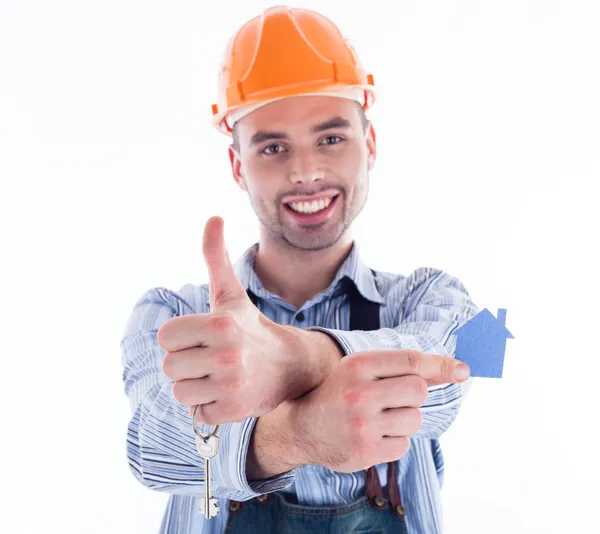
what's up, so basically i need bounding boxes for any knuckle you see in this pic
[410,376,428,403]
[441,356,454,382]
[342,386,367,410]
[209,313,238,335]
[218,346,242,370]
[403,350,421,374]
[223,375,245,395]
[348,416,368,436]
[225,398,249,419]
[354,438,376,462]
[342,354,368,378]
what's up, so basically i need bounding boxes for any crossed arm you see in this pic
[245,333,344,481]
[121,268,479,500]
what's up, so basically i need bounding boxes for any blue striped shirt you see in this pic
[121,242,480,533]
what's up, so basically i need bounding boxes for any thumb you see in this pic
[202,216,246,310]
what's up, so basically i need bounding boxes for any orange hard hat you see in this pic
[211,6,376,135]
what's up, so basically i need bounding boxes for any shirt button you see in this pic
[296,311,305,322]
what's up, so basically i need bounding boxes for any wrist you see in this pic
[246,401,309,480]
[285,398,320,466]
[279,325,344,400]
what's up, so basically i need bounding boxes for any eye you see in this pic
[262,144,287,155]
[321,135,343,146]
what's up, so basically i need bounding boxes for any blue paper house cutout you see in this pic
[452,308,514,378]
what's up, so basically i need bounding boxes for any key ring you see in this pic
[192,404,220,443]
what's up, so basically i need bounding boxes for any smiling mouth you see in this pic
[284,194,339,214]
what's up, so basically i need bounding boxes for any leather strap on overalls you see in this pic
[244,273,406,519]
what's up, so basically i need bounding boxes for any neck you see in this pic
[253,229,354,309]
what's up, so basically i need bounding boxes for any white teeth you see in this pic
[289,197,333,214]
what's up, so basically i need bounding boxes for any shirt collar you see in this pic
[233,242,385,306]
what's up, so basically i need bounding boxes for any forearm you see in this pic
[309,268,481,438]
[244,329,343,481]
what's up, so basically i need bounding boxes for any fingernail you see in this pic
[454,361,470,380]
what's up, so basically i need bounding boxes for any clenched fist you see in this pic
[157,216,306,425]
[289,349,471,473]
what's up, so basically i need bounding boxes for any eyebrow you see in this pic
[249,116,352,146]
[311,117,352,133]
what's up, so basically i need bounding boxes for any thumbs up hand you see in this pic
[158,216,317,425]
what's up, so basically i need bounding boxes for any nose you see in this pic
[288,149,324,185]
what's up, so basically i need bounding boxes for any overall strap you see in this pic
[247,288,258,306]
[347,270,380,332]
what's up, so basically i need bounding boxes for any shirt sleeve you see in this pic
[310,267,481,439]
[121,286,296,500]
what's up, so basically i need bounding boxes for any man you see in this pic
[121,6,479,533]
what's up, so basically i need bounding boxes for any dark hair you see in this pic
[231,101,370,153]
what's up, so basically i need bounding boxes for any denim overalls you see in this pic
[225,277,409,533]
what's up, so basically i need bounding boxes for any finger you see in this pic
[157,311,238,353]
[162,342,241,381]
[202,216,247,310]
[378,407,423,437]
[180,388,247,425]
[198,399,248,425]
[377,436,411,464]
[372,375,429,409]
[352,349,470,385]
[172,375,241,408]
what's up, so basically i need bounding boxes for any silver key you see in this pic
[198,496,220,518]
[195,433,220,519]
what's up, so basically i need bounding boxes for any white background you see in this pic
[1,1,598,532]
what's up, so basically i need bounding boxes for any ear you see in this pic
[365,122,377,171]
[228,144,248,192]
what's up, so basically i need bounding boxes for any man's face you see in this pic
[229,95,376,251]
